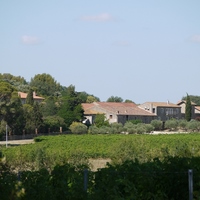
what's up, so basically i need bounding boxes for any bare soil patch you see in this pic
[89,158,111,171]
[0,139,34,146]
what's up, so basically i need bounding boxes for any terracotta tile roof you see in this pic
[144,102,180,108]
[177,100,197,106]
[18,92,44,100]
[195,106,200,111]
[82,102,156,116]
[82,103,103,115]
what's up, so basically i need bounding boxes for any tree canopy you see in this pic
[57,86,84,128]
[107,96,123,102]
[182,95,200,105]
[30,73,62,96]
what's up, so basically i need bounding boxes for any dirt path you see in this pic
[0,139,34,145]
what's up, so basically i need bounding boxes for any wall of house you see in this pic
[156,107,181,121]
[105,113,118,124]
[178,103,196,119]
[117,115,155,124]
[139,103,154,113]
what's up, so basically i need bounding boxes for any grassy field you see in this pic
[1,133,200,170]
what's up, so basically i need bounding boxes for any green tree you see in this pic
[0,73,29,93]
[32,102,43,132]
[0,81,15,106]
[41,96,58,117]
[23,104,35,133]
[107,96,123,102]
[0,82,25,134]
[124,99,134,103]
[94,113,109,127]
[30,73,62,96]
[69,122,88,134]
[4,92,25,134]
[182,95,200,105]
[26,88,34,105]
[86,95,99,103]
[185,93,192,121]
[76,91,100,103]
[57,86,84,128]
[43,115,66,132]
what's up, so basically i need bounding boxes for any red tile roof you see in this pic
[18,92,44,100]
[195,106,200,111]
[82,102,156,116]
[144,102,180,108]
[177,100,197,106]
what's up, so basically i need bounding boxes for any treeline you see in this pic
[0,73,99,136]
[1,73,200,137]
[1,157,200,200]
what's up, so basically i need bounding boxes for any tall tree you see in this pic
[30,73,61,96]
[0,73,30,93]
[4,92,25,134]
[185,93,192,121]
[0,82,25,134]
[26,88,34,105]
[23,104,35,134]
[57,86,84,128]
[32,102,44,132]
[41,96,58,117]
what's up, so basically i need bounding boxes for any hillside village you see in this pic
[19,90,200,125]
[1,73,200,136]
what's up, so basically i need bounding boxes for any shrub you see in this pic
[98,126,111,134]
[135,124,146,134]
[178,119,188,131]
[69,122,88,134]
[150,119,163,130]
[165,119,178,131]
[145,124,154,133]
[94,114,109,127]
[88,125,111,134]
[110,123,123,134]
[88,125,99,134]
[123,122,137,134]
[187,120,200,132]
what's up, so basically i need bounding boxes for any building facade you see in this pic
[82,102,156,125]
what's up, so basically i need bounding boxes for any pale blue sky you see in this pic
[1,1,200,104]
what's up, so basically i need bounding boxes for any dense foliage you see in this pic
[0,73,98,135]
[185,93,192,121]
[107,95,123,102]
[1,157,200,199]
[182,94,200,105]
[2,133,200,170]
[1,134,200,199]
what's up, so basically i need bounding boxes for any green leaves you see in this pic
[185,93,192,121]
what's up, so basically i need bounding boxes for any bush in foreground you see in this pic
[69,122,88,134]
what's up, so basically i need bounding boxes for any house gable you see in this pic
[139,101,181,121]
[18,91,44,104]
[82,102,156,124]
